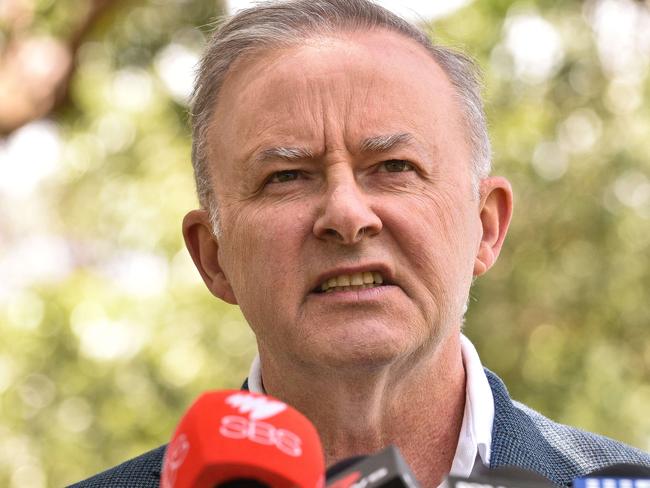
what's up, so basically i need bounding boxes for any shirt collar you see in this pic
[451,334,493,476]
[246,333,494,477]
[247,353,264,394]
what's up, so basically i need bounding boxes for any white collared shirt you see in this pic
[246,333,494,484]
[450,334,493,477]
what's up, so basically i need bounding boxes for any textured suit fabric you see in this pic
[486,371,650,484]
[68,445,166,488]
[68,369,650,487]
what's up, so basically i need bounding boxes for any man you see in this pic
[71,0,650,486]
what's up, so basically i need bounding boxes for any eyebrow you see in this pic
[359,132,414,153]
[254,146,316,164]
[250,132,416,166]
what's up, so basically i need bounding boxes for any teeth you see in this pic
[336,275,351,286]
[351,273,364,285]
[320,272,385,292]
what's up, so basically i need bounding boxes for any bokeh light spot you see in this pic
[18,374,56,410]
[155,43,200,105]
[6,291,44,330]
[532,141,568,180]
[504,11,564,83]
[0,120,61,198]
[57,397,94,433]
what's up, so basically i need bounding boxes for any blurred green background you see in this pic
[0,0,649,486]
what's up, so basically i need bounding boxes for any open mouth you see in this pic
[313,271,386,294]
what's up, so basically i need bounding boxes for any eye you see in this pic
[268,170,300,183]
[379,159,414,172]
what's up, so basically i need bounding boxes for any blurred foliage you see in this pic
[0,0,649,486]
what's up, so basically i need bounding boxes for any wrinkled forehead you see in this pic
[206,29,470,175]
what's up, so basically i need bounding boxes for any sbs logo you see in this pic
[225,392,287,420]
[219,393,303,457]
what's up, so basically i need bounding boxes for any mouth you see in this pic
[313,271,386,294]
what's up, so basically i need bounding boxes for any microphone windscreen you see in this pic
[161,390,325,488]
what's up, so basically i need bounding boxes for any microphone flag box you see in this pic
[573,479,650,488]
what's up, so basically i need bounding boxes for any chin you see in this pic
[309,327,427,371]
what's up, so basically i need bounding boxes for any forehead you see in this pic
[208,29,469,172]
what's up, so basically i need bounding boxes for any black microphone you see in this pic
[444,465,557,488]
[325,445,420,487]
[326,456,369,479]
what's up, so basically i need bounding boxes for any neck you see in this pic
[260,332,466,487]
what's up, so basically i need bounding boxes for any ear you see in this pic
[474,177,513,277]
[182,209,238,304]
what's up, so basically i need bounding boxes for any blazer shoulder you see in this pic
[485,369,650,486]
[67,444,167,488]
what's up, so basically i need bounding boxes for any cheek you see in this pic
[381,191,479,288]
[387,190,475,250]
[219,203,313,298]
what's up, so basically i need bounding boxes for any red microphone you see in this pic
[160,390,325,488]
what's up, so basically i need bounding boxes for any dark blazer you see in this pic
[68,370,650,487]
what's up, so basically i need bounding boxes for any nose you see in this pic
[312,172,382,244]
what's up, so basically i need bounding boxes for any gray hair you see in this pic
[190,0,491,236]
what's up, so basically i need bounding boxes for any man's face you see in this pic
[203,30,487,369]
